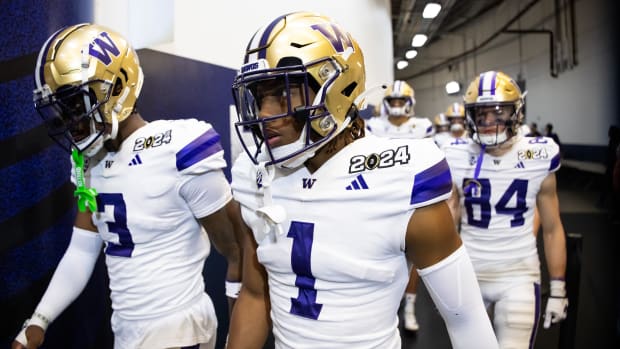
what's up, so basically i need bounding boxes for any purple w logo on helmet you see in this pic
[311,23,353,53]
[89,31,120,65]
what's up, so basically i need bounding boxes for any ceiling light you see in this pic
[396,60,409,70]
[405,49,418,59]
[445,80,461,95]
[422,3,442,19]
[411,34,428,47]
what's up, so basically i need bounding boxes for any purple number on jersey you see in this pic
[495,179,528,227]
[463,178,529,228]
[96,193,135,257]
[287,221,323,320]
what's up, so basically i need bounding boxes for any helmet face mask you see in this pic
[34,23,143,156]
[382,80,415,117]
[233,61,337,166]
[232,12,365,167]
[463,71,524,147]
[466,102,518,145]
[35,80,112,154]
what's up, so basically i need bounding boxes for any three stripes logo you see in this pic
[514,161,525,169]
[128,154,143,166]
[346,174,369,190]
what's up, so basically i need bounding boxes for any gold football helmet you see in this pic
[445,102,465,132]
[463,71,524,146]
[34,23,144,156]
[232,12,366,167]
[445,102,464,118]
[433,112,450,133]
[382,80,415,117]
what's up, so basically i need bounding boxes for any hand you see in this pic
[12,325,45,349]
[543,296,568,329]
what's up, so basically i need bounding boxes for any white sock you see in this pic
[405,293,416,307]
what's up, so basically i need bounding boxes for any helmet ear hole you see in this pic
[112,77,123,96]
[341,82,357,97]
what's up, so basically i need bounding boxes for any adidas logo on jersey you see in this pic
[128,154,143,166]
[346,174,369,190]
[514,161,525,169]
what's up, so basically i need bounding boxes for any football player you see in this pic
[227,12,498,349]
[365,80,437,332]
[366,80,434,139]
[433,112,452,148]
[444,70,568,348]
[445,102,468,140]
[13,24,241,349]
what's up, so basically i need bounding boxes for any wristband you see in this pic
[28,312,51,331]
[225,281,241,298]
[15,319,30,345]
[550,279,566,298]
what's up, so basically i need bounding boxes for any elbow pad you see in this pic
[417,245,498,349]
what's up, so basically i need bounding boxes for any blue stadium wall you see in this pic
[0,1,237,348]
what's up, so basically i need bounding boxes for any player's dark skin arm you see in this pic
[406,200,462,268]
[226,204,271,349]
[200,200,242,315]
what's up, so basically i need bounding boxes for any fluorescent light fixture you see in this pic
[411,34,428,47]
[422,3,442,19]
[405,49,418,59]
[445,80,461,94]
[396,60,409,70]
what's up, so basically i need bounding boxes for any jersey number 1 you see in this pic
[287,221,323,320]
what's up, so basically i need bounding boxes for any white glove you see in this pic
[543,279,568,328]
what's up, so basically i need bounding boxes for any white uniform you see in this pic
[232,135,452,348]
[82,119,231,348]
[443,135,561,346]
[365,116,433,139]
[433,131,452,148]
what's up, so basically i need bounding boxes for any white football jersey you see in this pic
[80,119,230,320]
[433,131,452,148]
[232,135,451,348]
[443,135,561,283]
[365,116,433,139]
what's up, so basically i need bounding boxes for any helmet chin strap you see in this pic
[106,111,119,141]
[476,130,508,146]
[254,161,287,242]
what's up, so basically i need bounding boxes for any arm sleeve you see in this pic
[31,227,103,328]
[417,245,499,349]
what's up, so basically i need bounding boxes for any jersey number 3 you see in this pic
[287,221,323,320]
[97,193,135,257]
[463,178,529,228]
